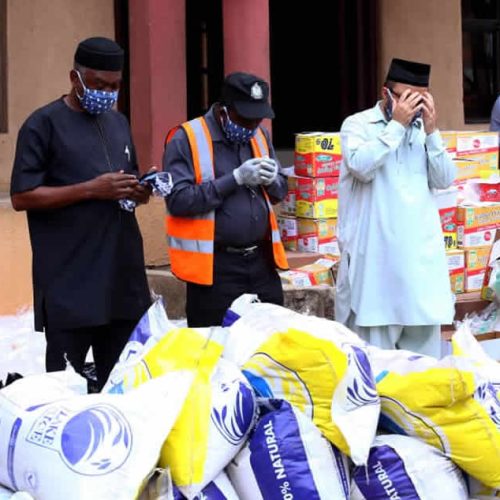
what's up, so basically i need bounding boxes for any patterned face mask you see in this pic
[76,71,119,115]
[221,106,256,144]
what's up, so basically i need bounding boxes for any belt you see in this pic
[215,242,262,256]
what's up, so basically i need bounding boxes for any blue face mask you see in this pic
[221,106,256,144]
[76,71,119,115]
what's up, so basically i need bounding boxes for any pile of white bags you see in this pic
[1,295,499,499]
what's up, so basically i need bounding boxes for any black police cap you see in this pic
[221,72,275,119]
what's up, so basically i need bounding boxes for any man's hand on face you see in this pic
[391,89,423,128]
[88,171,139,201]
[421,92,437,135]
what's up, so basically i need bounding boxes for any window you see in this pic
[462,0,500,123]
[0,0,7,132]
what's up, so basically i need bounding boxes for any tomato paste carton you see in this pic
[295,176,338,219]
[280,174,298,216]
[294,132,342,177]
[297,218,339,256]
[457,204,500,248]
[455,131,498,172]
[440,130,458,156]
[481,232,500,300]
[464,246,490,292]
[446,249,465,294]
[280,258,336,287]
[453,159,482,183]
[277,215,298,251]
[433,188,458,250]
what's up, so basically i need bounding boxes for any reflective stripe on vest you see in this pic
[250,130,289,271]
[166,119,288,285]
[166,117,215,285]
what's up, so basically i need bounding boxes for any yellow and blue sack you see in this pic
[224,297,380,466]
[104,325,256,497]
[452,321,500,399]
[369,346,500,489]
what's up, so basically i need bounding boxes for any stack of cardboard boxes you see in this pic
[277,132,342,286]
[278,129,500,296]
[438,131,500,294]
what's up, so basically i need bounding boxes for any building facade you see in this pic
[0,0,493,313]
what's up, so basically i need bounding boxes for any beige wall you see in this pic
[0,0,115,190]
[378,0,486,131]
[0,198,31,315]
[0,0,115,313]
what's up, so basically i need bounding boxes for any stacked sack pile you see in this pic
[435,131,500,295]
[0,295,499,499]
[278,132,342,287]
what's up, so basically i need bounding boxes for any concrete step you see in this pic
[146,268,335,321]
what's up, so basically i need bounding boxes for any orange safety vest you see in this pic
[165,117,289,285]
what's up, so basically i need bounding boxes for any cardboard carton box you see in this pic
[297,218,339,256]
[452,159,482,183]
[442,131,499,172]
[280,258,336,287]
[296,176,338,219]
[465,268,486,292]
[441,131,457,156]
[294,132,342,177]
[280,174,298,216]
[481,231,500,300]
[433,188,458,250]
[464,246,491,271]
[277,215,298,251]
[457,204,500,247]
[446,249,465,294]
[464,246,489,292]
[456,131,498,171]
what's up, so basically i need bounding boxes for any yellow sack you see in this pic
[105,325,256,498]
[369,346,500,488]
[225,299,380,465]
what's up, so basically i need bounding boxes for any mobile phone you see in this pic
[384,88,394,121]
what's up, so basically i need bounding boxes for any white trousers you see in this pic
[347,313,442,358]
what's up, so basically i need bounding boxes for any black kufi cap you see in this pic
[221,72,274,119]
[386,58,430,87]
[74,37,124,71]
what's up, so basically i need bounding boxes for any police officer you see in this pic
[164,72,289,327]
[10,37,152,388]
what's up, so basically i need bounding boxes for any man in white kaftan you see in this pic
[335,58,456,357]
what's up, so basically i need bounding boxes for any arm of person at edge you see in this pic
[260,126,288,204]
[10,116,148,212]
[421,92,456,189]
[490,96,500,133]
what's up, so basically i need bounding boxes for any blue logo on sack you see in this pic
[346,346,379,408]
[60,405,132,475]
[476,382,500,428]
[211,381,255,445]
[355,444,419,500]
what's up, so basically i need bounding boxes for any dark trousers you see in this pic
[186,246,284,327]
[45,319,138,391]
